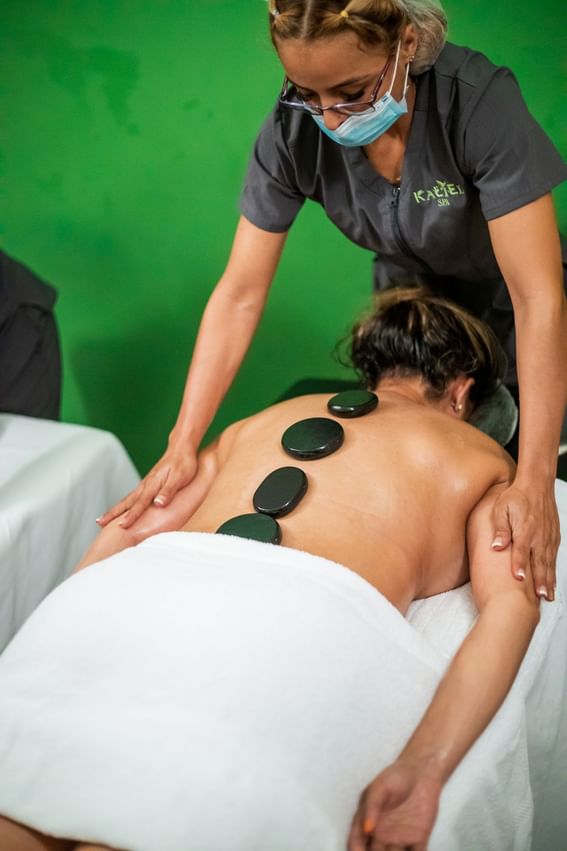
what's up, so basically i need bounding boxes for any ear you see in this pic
[400,23,418,63]
[447,376,475,419]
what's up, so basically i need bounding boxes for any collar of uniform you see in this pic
[345,69,430,197]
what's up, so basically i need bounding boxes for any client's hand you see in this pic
[97,444,199,529]
[491,480,559,602]
[347,761,442,851]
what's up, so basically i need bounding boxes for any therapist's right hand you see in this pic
[97,444,199,529]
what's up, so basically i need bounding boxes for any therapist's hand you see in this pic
[348,760,442,851]
[490,480,560,602]
[97,444,199,529]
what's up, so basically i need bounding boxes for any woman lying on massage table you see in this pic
[0,289,542,851]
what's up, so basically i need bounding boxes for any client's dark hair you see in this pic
[347,287,506,406]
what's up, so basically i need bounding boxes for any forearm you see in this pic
[78,443,218,569]
[170,281,268,451]
[513,292,567,484]
[398,594,539,783]
[487,195,567,484]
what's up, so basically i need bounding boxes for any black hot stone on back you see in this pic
[281,417,344,460]
[216,513,282,545]
[253,466,308,517]
[327,389,379,418]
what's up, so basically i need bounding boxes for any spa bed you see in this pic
[0,481,565,850]
[0,414,139,651]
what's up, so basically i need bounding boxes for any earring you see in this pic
[452,402,463,412]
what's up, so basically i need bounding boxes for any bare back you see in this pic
[183,393,514,613]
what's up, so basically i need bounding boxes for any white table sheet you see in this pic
[407,479,567,851]
[0,415,565,849]
[0,485,565,850]
[0,415,139,651]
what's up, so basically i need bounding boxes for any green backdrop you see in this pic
[3,0,566,473]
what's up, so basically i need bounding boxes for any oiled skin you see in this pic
[0,388,518,851]
[183,391,514,614]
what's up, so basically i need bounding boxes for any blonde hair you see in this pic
[268,0,447,74]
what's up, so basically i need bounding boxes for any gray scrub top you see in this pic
[239,42,567,386]
[240,42,566,285]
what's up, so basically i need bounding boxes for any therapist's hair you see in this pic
[268,0,447,74]
[347,287,506,405]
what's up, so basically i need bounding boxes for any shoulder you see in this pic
[459,418,516,478]
[430,42,501,89]
[254,99,321,157]
[421,42,567,217]
[241,101,326,229]
[455,424,516,507]
[411,411,515,481]
[425,41,521,122]
[251,99,351,179]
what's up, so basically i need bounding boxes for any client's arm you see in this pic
[73,437,221,572]
[74,415,249,571]
[348,483,541,851]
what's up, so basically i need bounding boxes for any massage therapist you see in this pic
[100,0,567,598]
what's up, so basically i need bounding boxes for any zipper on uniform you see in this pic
[390,185,434,275]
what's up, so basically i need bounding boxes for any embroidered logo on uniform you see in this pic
[413,179,465,207]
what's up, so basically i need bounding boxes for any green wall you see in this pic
[2,0,566,473]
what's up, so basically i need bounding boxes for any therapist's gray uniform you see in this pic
[240,42,567,391]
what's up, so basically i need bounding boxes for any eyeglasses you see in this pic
[279,59,391,117]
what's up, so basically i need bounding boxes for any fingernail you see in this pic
[363,818,375,835]
[154,496,165,506]
[95,516,103,524]
[516,568,526,580]
[537,586,548,599]
[491,537,504,548]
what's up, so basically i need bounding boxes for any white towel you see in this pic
[0,529,561,851]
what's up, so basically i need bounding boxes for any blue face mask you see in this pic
[311,41,410,148]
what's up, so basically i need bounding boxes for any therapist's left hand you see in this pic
[490,480,560,601]
[347,761,442,851]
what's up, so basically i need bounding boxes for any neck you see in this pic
[373,376,431,406]
[365,75,416,151]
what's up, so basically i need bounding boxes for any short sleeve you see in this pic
[239,107,305,233]
[461,68,567,220]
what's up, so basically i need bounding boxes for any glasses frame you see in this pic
[279,58,391,117]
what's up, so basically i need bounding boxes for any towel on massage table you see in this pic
[0,499,565,851]
[0,414,140,651]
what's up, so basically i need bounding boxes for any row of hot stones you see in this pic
[216,389,379,545]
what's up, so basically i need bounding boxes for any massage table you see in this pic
[0,397,565,850]
[0,381,519,656]
[0,414,139,651]
[0,480,565,850]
